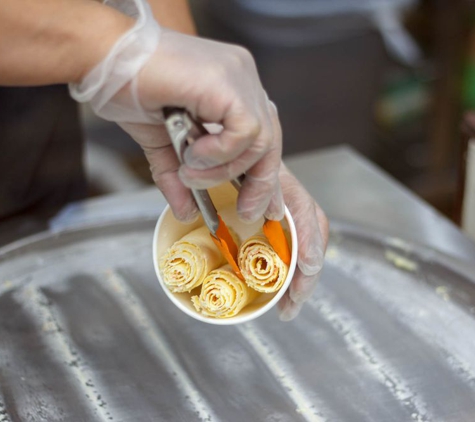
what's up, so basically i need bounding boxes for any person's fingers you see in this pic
[278,213,325,321]
[178,135,271,188]
[178,141,282,224]
[289,270,321,305]
[119,122,169,149]
[263,180,285,222]
[182,125,257,170]
[180,98,281,223]
[277,289,303,322]
[145,145,199,222]
[238,99,283,223]
[281,166,327,277]
[121,122,198,223]
[263,101,285,221]
[121,34,284,225]
[177,147,280,222]
[277,164,329,320]
[180,99,275,178]
[289,201,327,305]
[179,141,281,223]
[182,86,274,172]
[236,144,282,222]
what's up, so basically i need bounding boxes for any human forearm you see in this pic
[0,0,133,85]
[147,0,196,35]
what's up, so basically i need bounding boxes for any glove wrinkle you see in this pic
[69,0,162,124]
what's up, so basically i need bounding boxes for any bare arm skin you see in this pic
[0,0,195,86]
[148,0,196,34]
[0,0,134,85]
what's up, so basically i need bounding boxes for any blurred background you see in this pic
[82,0,475,225]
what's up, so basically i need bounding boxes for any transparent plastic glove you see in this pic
[69,0,162,124]
[277,163,329,321]
[69,0,284,224]
[127,30,284,224]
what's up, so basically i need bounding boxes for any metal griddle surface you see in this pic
[0,218,474,422]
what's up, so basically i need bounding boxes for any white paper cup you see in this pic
[153,182,298,325]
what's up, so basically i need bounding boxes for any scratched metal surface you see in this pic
[1,218,475,422]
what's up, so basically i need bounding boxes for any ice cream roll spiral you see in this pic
[191,265,258,318]
[238,233,288,293]
[159,226,225,293]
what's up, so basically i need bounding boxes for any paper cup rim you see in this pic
[153,206,298,325]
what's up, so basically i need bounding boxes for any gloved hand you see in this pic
[70,0,283,224]
[277,164,329,321]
